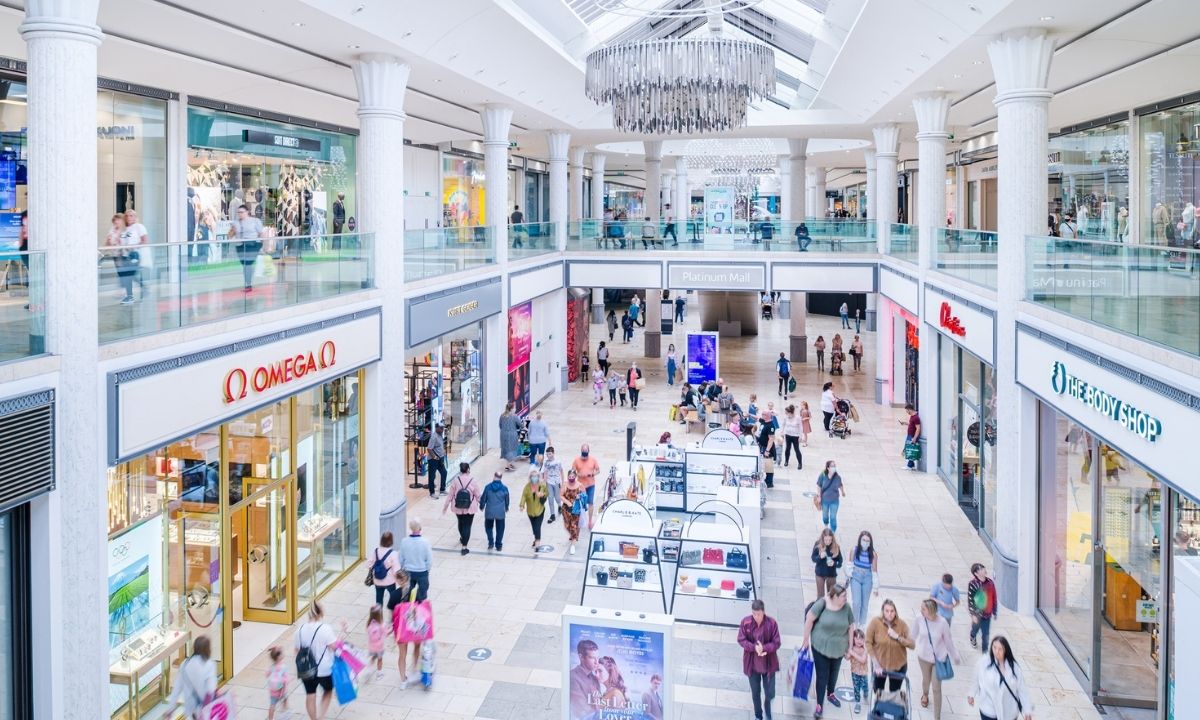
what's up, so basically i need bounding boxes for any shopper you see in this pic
[597,341,610,375]
[968,637,1033,720]
[166,635,219,718]
[266,646,290,720]
[839,301,850,329]
[618,374,628,406]
[915,598,961,719]
[664,204,678,245]
[626,362,644,410]
[815,461,845,532]
[901,403,922,470]
[799,401,813,447]
[560,469,588,555]
[606,308,618,341]
[800,583,854,719]
[820,382,838,434]
[295,603,340,720]
[399,519,432,601]
[849,531,880,626]
[855,308,863,334]
[123,209,150,295]
[737,599,782,720]
[968,563,999,651]
[519,469,548,554]
[621,311,634,342]
[541,446,564,524]
[756,415,776,462]
[426,422,447,498]
[365,605,387,682]
[499,402,522,472]
[814,336,826,372]
[850,335,864,373]
[443,462,480,555]
[580,351,589,380]
[573,444,601,524]
[665,344,678,386]
[526,410,550,462]
[781,405,803,468]
[674,293,685,323]
[231,204,266,292]
[776,352,791,398]
[795,222,812,251]
[865,599,915,696]
[930,573,961,625]
[848,629,869,715]
[480,471,510,551]
[811,528,843,600]
[607,371,619,409]
[370,531,401,604]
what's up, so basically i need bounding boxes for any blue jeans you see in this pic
[970,615,992,649]
[850,566,873,626]
[821,500,840,532]
[528,443,546,463]
[840,312,850,329]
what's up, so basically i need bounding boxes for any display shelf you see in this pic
[589,551,659,565]
[669,509,756,626]
[676,563,752,575]
[580,502,666,614]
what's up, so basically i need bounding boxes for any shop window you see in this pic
[1169,493,1200,720]
[938,335,957,479]
[1140,103,1200,246]
[443,155,485,227]
[1047,120,1130,240]
[980,365,998,536]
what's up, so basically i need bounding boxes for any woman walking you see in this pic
[820,382,839,435]
[915,598,961,719]
[865,600,915,698]
[968,637,1033,720]
[442,462,480,555]
[814,336,826,372]
[782,405,803,468]
[811,528,843,600]
[800,583,855,719]
[851,335,865,373]
[849,531,879,626]
[597,341,610,375]
[295,603,340,719]
[665,343,678,386]
[369,531,401,604]
[626,362,644,410]
[815,461,845,532]
[519,469,549,554]
[606,308,618,341]
[498,403,522,472]
[560,470,589,555]
[166,635,219,718]
[799,401,813,447]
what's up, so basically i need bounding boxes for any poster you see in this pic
[563,608,671,720]
[508,301,532,371]
[704,186,734,235]
[508,363,530,417]
[0,212,22,261]
[686,332,718,385]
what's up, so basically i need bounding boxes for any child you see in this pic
[580,352,590,381]
[592,367,605,405]
[618,375,628,406]
[799,400,813,447]
[266,646,289,720]
[367,604,387,681]
[419,638,437,688]
[848,628,869,715]
[607,371,619,409]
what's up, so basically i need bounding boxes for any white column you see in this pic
[643,140,663,222]
[788,291,807,362]
[788,138,807,222]
[874,295,892,405]
[482,104,513,258]
[813,168,827,217]
[805,168,816,219]
[548,130,570,249]
[569,146,586,220]
[674,156,689,233]
[989,29,1054,613]
[591,152,607,220]
[865,291,878,332]
[21,1,103,715]
[591,287,605,324]
[778,156,792,225]
[873,125,900,252]
[863,148,877,220]
[354,54,409,548]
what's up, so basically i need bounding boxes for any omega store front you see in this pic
[1018,325,1198,717]
[104,310,380,717]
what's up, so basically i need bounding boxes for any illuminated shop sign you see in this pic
[242,129,322,152]
[1051,361,1163,442]
[447,300,480,317]
[223,340,337,404]
[938,302,966,337]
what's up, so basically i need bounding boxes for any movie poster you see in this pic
[507,301,533,415]
[686,332,719,385]
[565,621,666,720]
[507,362,530,417]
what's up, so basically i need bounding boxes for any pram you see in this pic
[829,350,845,375]
[870,669,911,720]
[831,399,853,439]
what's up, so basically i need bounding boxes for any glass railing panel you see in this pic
[509,222,558,260]
[0,251,46,361]
[886,224,917,263]
[933,227,998,289]
[1026,236,1199,356]
[564,219,879,253]
[404,226,495,282]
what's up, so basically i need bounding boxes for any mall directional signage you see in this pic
[1051,360,1163,442]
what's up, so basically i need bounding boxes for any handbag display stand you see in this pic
[579,499,668,614]
[630,444,684,512]
[669,503,756,627]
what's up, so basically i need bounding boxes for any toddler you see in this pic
[618,375,628,406]
[607,372,619,408]
[848,628,869,715]
[266,646,289,720]
[367,604,387,681]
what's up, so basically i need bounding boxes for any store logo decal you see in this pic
[1051,361,1163,442]
[223,340,337,404]
[938,302,966,337]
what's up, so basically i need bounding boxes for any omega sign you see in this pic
[1051,361,1163,442]
[223,341,337,404]
[938,302,966,337]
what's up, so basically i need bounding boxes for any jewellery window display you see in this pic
[670,513,756,627]
[581,501,666,614]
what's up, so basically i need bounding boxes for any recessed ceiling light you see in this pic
[292,21,305,27]
[967,4,979,12]
[936,85,945,90]
[401,31,412,38]
[351,4,365,14]
[474,69,484,75]
[972,60,984,66]
[347,43,360,49]
[1040,15,1054,21]
[953,73,962,79]
[937,35,947,42]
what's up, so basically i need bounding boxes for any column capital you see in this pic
[643,140,663,162]
[872,124,900,157]
[912,93,952,140]
[591,152,607,172]
[547,130,570,163]
[674,156,687,173]
[987,29,1054,107]
[863,147,876,166]
[806,166,826,181]
[569,145,587,167]
[481,104,514,145]
[20,0,101,43]
[353,54,409,121]
[788,137,808,160]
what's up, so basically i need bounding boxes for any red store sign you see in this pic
[223,340,337,404]
[939,302,966,337]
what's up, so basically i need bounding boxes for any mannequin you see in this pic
[1182,203,1196,245]
[1117,207,1129,241]
[1152,202,1169,244]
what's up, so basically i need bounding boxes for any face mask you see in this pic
[861,540,870,550]
[829,466,837,473]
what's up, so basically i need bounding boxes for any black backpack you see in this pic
[295,624,327,680]
[454,477,473,509]
[371,549,393,581]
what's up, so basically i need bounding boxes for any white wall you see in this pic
[404,145,439,229]
[529,290,559,406]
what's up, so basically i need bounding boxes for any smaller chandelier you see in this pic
[585,37,775,135]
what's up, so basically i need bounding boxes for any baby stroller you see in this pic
[830,399,853,439]
[761,302,773,320]
[870,669,911,720]
[829,350,845,375]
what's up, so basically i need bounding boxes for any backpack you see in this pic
[371,549,394,581]
[454,477,473,509]
[295,624,327,680]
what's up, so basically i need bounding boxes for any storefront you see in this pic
[186,101,358,252]
[929,285,997,535]
[104,311,380,716]
[1138,96,1200,248]
[1018,325,1199,717]
[1048,116,1130,240]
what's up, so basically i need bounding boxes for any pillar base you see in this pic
[644,331,661,358]
[592,303,605,325]
[875,377,888,405]
[789,334,807,363]
[865,310,877,332]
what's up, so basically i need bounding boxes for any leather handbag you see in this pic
[593,538,605,553]
[617,572,633,589]
[596,571,608,586]
[736,586,751,599]
[702,547,725,565]
[608,566,620,580]
[926,619,955,680]
[696,577,712,589]
[680,549,702,566]
[619,541,639,558]
[633,569,647,583]
[707,585,722,596]
[720,579,736,591]
[726,547,748,569]
[642,547,657,564]
[662,546,679,561]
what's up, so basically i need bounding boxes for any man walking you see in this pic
[663,204,678,246]
[776,352,791,398]
[426,422,448,497]
[526,411,550,462]
[572,444,601,529]
[900,403,921,470]
[839,301,850,329]
[674,294,686,323]
[231,204,266,292]
[854,308,862,334]
[737,599,781,720]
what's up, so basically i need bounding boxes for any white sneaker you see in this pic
[569,543,576,555]
[375,670,385,682]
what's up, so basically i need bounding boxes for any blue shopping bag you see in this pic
[790,648,814,700]
[332,655,357,705]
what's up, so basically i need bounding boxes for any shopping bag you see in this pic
[787,377,797,393]
[331,655,357,705]
[196,693,237,720]
[336,641,367,677]
[903,441,922,461]
[789,647,814,700]
[669,406,678,422]
[395,599,435,643]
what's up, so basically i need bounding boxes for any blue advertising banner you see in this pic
[686,332,718,385]
[0,212,23,261]
[566,621,666,720]
[704,186,733,234]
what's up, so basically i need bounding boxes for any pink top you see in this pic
[443,473,481,516]
[266,663,288,699]
[367,619,386,654]
[914,614,961,665]
[370,546,401,588]
[800,408,813,434]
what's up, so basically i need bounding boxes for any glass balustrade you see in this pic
[404,226,495,282]
[886,224,917,263]
[565,218,878,253]
[1027,236,1200,357]
[0,251,46,361]
[933,227,999,289]
[508,222,559,260]
[98,234,374,343]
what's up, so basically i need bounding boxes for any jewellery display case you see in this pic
[670,506,756,626]
[108,626,190,720]
[683,442,761,512]
[631,444,685,512]
[580,500,666,613]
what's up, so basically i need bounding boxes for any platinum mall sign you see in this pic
[1051,361,1163,442]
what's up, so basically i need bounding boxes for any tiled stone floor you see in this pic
[169,297,1102,720]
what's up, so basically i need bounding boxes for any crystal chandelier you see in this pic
[584,37,775,134]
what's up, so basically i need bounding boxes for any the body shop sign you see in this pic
[1051,361,1163,442]
[112,312,381,462]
